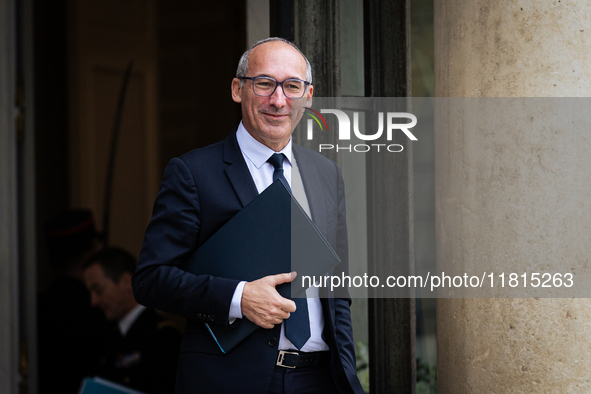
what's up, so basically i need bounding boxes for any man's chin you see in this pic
[261,116,291,128]
[260,123,292,136]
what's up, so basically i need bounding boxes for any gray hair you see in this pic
[236,37,313,86]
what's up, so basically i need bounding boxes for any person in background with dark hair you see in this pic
[83,247,181,394]
[38,209,108,394]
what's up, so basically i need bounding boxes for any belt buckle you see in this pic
[276,350,298,369]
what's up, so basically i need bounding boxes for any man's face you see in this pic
[84,263,132,321]
[231,41,313,151]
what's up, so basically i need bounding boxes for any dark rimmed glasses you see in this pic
[239,76,310,99]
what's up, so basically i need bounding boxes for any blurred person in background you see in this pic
[84,247,182,394]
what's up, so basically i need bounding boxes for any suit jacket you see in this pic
[97,309,182,394]
[133,131,363,394]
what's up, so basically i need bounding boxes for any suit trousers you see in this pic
[267,364,340,394]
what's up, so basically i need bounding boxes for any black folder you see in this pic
[181,180,341,353]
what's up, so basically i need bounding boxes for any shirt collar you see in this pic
[236,121,292,168]
[118,304,146,336]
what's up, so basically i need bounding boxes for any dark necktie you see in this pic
[267,153,311,350]
[267,153,290,192]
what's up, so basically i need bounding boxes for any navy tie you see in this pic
[267,153,311,350]
[267,153,290,192]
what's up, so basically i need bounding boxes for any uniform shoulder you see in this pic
[133,309,182,336]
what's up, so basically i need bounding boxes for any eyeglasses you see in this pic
[239,77,310,99]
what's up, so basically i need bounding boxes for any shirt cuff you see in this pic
[228,281,247,324]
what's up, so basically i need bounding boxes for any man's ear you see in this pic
[305,84,313,107]
[231,78,243,103]
[120,272,133,290]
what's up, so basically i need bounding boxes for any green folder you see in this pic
[78,377,145,394]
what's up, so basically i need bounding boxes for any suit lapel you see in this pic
[223,131,259,207]
[293,144,328,238]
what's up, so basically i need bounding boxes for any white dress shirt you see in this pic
[119,304,146,336]
[228,122,328,352]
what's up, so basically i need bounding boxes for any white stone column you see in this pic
[435,1,591,393]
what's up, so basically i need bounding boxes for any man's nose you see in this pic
[269,83,288,107]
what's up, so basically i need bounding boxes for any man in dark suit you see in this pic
[133,37,363,394]
[84,247,182,394]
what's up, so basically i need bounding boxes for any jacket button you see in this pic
[267,337,277,346]
[209,315,216,322]
[197,313,203,319]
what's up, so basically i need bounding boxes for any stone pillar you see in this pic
[0,0,19,392]
[435,1,591,393]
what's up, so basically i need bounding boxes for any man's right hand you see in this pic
[241,272,297,329]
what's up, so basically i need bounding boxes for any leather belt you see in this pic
[275,350,330,369]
